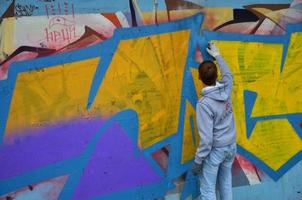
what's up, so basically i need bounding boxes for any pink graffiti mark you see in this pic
[48,16,75,28]
[50,4,55,15]
[300,122,302,128]
[58,2,61,14]
[72,3,75,19]
[194,45,203,63]
[45,16,76,44]
[44,1,74,17]
[44,26,76,44]
[45,4,49,18]
[64,1,69,15]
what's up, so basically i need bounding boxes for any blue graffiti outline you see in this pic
[0,13,204,199]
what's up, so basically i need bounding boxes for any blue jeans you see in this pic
[199,143,236,200]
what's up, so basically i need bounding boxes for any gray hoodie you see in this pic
[194,55,236,164]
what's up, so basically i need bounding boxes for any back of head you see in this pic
[198,60,217,86]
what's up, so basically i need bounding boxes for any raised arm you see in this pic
[207,42,233,97]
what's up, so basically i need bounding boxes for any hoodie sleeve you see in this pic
[194,102,214,164]
[216,55,233,97]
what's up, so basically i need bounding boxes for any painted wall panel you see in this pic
[0,0,301,199]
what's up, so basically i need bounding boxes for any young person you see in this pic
[192,42,237,200]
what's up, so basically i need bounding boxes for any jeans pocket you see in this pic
[227,151,236,161]
[230,143,237,153]
[206,148,224,167]
[233,143,237,152]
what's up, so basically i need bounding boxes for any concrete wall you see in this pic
[0,0,301,199]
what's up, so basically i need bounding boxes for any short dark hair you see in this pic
[198,60,217,85]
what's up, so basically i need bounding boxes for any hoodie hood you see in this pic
[201,81,228,101]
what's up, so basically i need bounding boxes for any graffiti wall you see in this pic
[0,0,301,199]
